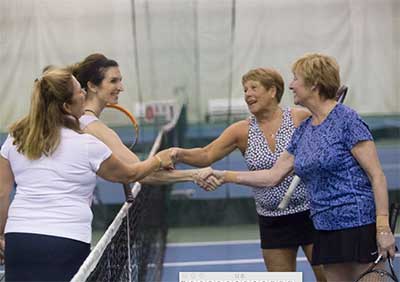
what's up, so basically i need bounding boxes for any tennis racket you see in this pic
[104,103,139,203]
[105,103,139,150]
[354,203,399,282]
[277,85,348,210]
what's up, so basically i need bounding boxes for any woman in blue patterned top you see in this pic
[206,53,396,282]
[170,68,326,281]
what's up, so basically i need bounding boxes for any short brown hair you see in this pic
[242,68,285,103]
[292,53,340,99]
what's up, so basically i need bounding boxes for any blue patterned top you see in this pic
[245,108,309,217]
[287,104,375,230]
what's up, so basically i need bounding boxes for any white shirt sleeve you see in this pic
[0,134,13,159]
[86,135,112,172]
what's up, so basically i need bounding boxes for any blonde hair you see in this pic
[9,68,80,160]
[292,53,340,99]
[242,68,285,102]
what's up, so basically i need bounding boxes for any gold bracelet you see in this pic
[154,155,163,170]
[224,171,238,183]
[376,215,389,227]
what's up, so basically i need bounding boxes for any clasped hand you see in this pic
[168,148,224,191]
[193,167,224,191]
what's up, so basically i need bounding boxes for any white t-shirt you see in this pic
[80,114,98,129]
[0,128,112,243]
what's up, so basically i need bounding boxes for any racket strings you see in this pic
[104,103,139,202]
[105,103,139,149]
[357,268,397,282]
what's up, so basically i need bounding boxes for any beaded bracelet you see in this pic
[377,231,391,236]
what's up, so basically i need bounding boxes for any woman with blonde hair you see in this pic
[201,53,396,282]
[0,68,174,281]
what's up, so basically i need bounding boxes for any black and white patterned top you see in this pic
[244,108,310,217]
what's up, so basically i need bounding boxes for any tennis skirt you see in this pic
[5,232,90,282]
[258,210,315,249]
[312,223,378,265]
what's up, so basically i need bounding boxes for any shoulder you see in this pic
[335,104,358,118]
[332,104,362,127]
[223,119,249,137]
[289,107,311,128]
[232,119,250,130]
[0,134,14,158]
[83,118,116,138]
[79,114,99,129]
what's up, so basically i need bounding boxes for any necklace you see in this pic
[84,109,98,117]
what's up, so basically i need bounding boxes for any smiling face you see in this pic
[92,66,124,104]
[243,80,277,115]
[289,71,312,106]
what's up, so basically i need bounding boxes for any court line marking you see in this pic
[167,240,260,247]
[167,234,400,247]
[164,254,400,267]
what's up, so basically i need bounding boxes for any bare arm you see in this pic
[140,169,198,185]
[351,140,395,258]
[174,121,248,167]
[84,121,204,185]
[214,151,294,188]
[0,156,13,236]
[0,156,14,262]
[352,141,388,217]
[96,149,173,184]
[83,121,140,164]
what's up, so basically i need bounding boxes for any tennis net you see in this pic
[71,104,186,282]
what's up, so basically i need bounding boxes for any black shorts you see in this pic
[258,210,315,249]
[5,232,90,282]
[312,223,378,265]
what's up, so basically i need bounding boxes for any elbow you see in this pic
[269,179,280,187]
[263,172,283,188]
[371,172,387,189]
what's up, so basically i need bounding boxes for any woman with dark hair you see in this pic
[0,68,174,281]
[70,53,214,187]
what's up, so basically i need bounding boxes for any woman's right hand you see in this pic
[193,167,223,191]
[376,226,396,259]
[155,149,175,170]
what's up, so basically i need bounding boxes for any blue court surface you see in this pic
[162,236,400,282]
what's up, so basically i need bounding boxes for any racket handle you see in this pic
[336,85,348,103]
[123,183,134,203]
[278,175,301,210]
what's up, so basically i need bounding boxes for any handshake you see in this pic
[154,147,226,191]
[192,167,225,191]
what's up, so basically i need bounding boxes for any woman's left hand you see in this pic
[376,226,396,259]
